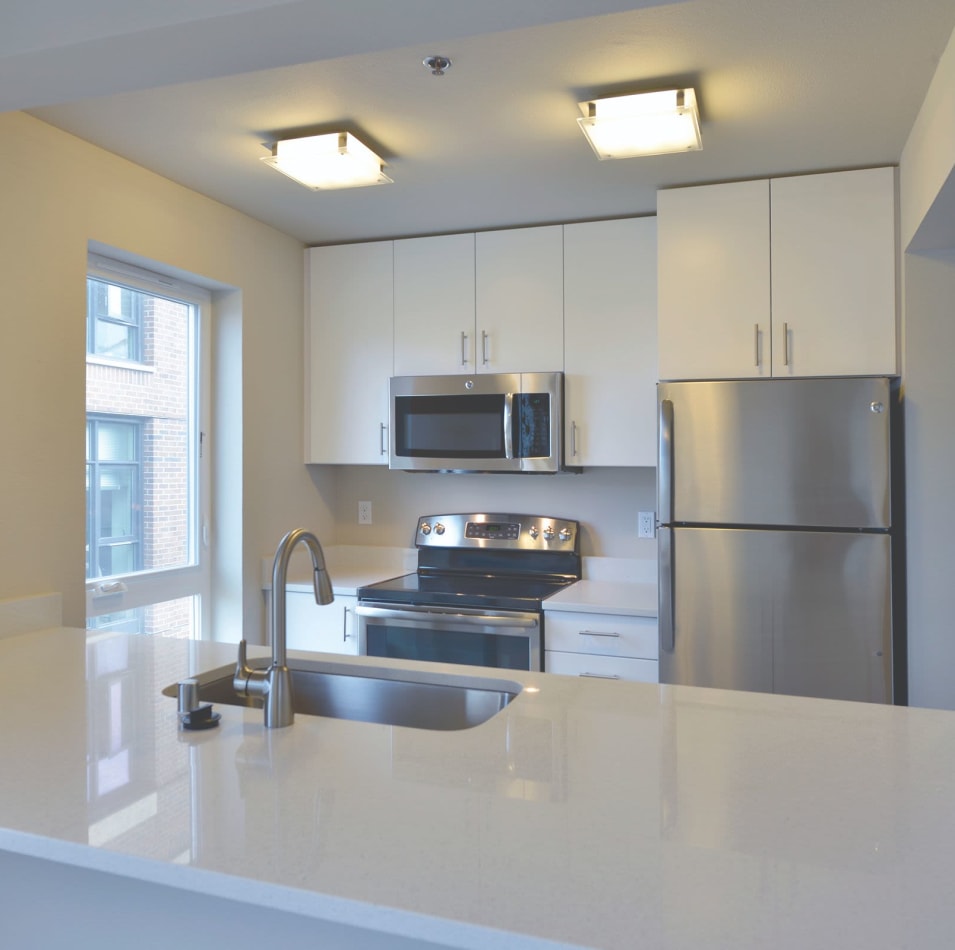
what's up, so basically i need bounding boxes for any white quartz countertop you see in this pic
[4,627,955,949]
[262,545,416,596]
[543,580,657,616]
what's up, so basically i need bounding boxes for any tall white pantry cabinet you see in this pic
[657,166,898,381]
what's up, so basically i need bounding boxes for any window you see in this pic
[87,278,144,362]
[85,254,210,639]
[87,416,143,578]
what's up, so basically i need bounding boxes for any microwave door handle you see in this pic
[503,392,515,459]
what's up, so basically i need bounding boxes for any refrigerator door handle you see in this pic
[658,398,674,524]
[658,525,674,652]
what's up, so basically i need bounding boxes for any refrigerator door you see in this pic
[660,527,893,702]
[657,377,893,529]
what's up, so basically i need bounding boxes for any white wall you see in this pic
[899,24,955,708]
[0,111,332,636]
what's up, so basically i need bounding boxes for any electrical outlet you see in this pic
[358,501,372,525]
[638,511,655,539]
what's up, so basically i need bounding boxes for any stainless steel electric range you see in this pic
[356,513,581,671]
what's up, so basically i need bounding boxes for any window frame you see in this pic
[85,253,212,638]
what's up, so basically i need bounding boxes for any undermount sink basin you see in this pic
[163,657,522,730]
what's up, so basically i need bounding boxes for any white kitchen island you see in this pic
[1,626,954,949]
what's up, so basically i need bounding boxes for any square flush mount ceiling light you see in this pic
[577,88,701,159]
[262,132,393,189]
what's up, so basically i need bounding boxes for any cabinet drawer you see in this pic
[545,650,659,683]
[545,611,658,659]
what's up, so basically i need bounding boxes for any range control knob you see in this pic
[528,525,539,539]
[559,527,572,542]
[434,523,445,535]
[542,524,555,541]
[420,522,432,535]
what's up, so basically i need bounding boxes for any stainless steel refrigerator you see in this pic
[657,377,905,704]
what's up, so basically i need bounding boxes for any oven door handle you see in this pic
[355,604,539,629]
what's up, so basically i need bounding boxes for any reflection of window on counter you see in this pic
[84,634,195,862]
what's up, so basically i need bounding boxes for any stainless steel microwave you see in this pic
[389,372,572,474]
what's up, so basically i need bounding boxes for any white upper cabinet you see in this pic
[657,168,898,380]
[563,217,658,467]
[394,233,476,375]
[769,167,897,377]
[474,226,564,373]
[305,242,393,465]
[657,179,771,380]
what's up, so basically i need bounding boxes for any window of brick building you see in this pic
[85,254,210,639]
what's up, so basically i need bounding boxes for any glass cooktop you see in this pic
[357,571,577,612]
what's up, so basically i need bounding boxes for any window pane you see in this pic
[97,465,135,538]
[96,321,133,361]
[88,278,142,361]
[97,423,137,462]
[97,542,138,577]
[87,277,197,581]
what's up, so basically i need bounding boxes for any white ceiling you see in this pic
[10,0,955,245]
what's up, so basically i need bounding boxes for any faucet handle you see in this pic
[233,639,254,696]
[235,638,248,674]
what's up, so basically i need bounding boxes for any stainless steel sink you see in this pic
[163,657,522,730]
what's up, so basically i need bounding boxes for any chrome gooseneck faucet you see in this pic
[234,528,334,727]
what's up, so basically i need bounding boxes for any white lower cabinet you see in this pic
[284,592,358,655]
[544,610,658,683]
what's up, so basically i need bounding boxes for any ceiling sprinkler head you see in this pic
[423,55,452,77]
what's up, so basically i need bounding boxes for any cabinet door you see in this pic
[285,593,358,655]
[475,226,564,373]
[657,180,771,380]
[306,243,393,464]
[770,167,898,377]
[564,218,657,466]
[394,233,476,375]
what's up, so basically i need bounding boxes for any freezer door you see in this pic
[660,527,893,702]
[771,530,892,703]
[659,527,773,694]
[657,377,893,529]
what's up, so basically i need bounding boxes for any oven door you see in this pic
[355,603,541,671]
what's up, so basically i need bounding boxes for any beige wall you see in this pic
[331,465,657,558]
[899,24,955,708]
[0,111,333,636]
